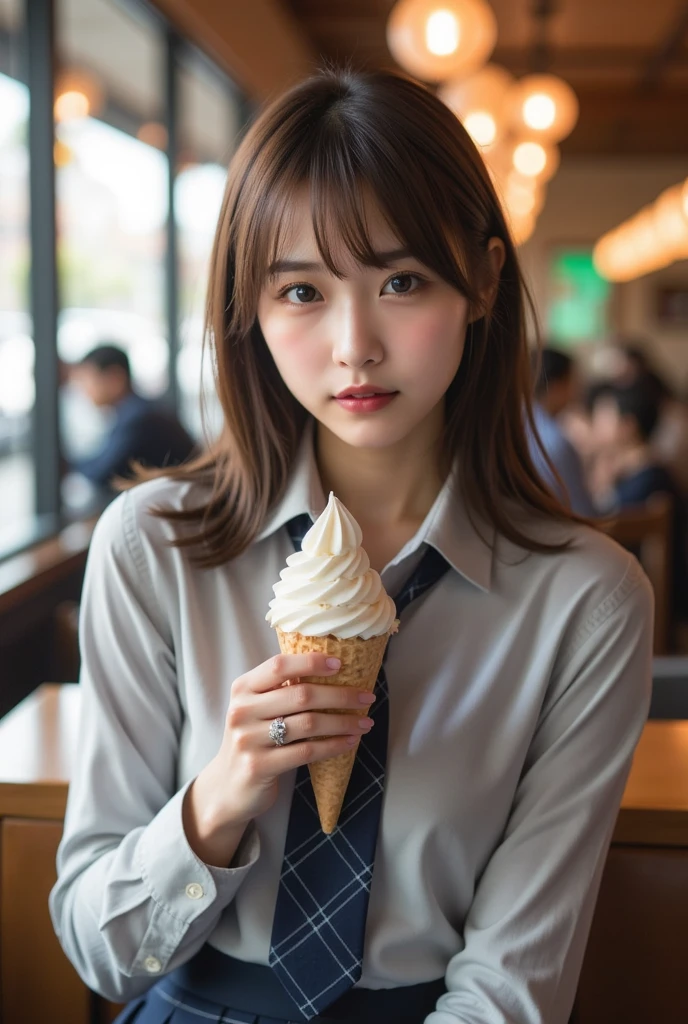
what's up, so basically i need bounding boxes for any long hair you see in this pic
[132,66,585,567]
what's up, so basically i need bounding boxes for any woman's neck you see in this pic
[314,419,446,534]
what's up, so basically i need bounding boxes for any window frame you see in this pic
[0,0,249,562]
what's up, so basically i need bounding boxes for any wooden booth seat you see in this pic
[2,684,688,1023]
[0,519,94,718]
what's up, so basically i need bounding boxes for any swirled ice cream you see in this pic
[267,492,398,833]
[266,492,397,641]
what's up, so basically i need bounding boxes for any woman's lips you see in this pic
[334,392,398,413]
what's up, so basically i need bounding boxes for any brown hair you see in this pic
[132,66,585,566]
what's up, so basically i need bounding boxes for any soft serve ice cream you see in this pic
[267,492,398,832]
[266,491,397,640]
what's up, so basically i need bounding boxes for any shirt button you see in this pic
[185,882,204,900]
[144,956,162,974]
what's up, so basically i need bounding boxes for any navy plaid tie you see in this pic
[268,513,450,1020]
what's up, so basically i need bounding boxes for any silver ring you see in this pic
[269,716,287,746]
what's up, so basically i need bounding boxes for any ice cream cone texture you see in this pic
[267,492,398,833]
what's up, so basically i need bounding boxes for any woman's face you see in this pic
[257,191,498,453]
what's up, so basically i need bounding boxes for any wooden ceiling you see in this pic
[282,0,688,155]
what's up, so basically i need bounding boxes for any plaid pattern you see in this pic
[268,514,450,1020]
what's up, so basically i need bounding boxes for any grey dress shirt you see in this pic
[49,428,653,1023]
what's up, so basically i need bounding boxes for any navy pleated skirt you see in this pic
[115,977,446,1024]
[113,945,446,1024]
[114,979,265,1023]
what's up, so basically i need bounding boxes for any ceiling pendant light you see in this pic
[653,184,688,261]
[387,0,497,83]
[439,64,514,150]
[594,212,664,282]
[509,137,560,182]
[464,111,498,147]
[508,73,579,142]
[594,176,688,281]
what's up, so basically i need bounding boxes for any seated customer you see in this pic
[69,345,197,495]
[528,346,595,515]
[604,339,688,495]
[591,380,688,615]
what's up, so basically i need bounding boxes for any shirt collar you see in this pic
[255,422,325,542]
[255,421,494,592]
[387,467,494,592]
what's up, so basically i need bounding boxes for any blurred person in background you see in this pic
[603,338,688,495]
[528,346,595,516]
[590,380,688,616]
[68,344,197,498]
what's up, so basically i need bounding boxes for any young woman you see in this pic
[50,68,653,1024]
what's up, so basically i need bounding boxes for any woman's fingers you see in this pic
[231,652,377,724]
[256,680,377,721]
[259,711,374,748]
[265,733,371,776]
[239,652,342,694]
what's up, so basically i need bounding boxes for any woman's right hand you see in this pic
[182,653,375,865]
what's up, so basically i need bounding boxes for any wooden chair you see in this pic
[650,656,688,718]
[600,493,673,655]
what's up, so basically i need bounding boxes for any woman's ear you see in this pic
[469,237,506,323]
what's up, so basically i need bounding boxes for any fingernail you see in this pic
[346,735,359,745]
[359,717,374,729]
[326,658,341,669]
[359,692,376,703]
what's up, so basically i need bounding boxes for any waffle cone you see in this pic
[276,628,392,834]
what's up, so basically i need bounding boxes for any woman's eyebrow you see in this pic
[268,247,413,277]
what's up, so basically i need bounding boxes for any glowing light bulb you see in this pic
[508,74,579,142]
[54,90,90,121]
[653,185,688,260]
[464,110,497,147]
[513,141,546,177]
[425,9,461,55]
[387,0,497,83]
[523,93,556,131]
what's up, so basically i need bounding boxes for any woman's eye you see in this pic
[283,284,320,304]
[382,273,421,295]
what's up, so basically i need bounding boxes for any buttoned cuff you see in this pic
[208,819,260,882]
[136,781,260,928]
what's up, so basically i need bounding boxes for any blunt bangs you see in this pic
[230,83,494,336]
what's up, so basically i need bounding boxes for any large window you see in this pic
[176,52,241,441]
[0,0,34,550]
[56,0,168,515]
[0,0,247,555]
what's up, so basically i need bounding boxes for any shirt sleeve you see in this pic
[424,558,653,1024]
[49,491,260,1003]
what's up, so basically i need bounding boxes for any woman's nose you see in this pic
[330,302,383,368]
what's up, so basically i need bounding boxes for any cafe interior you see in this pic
[1,0,688,1021]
